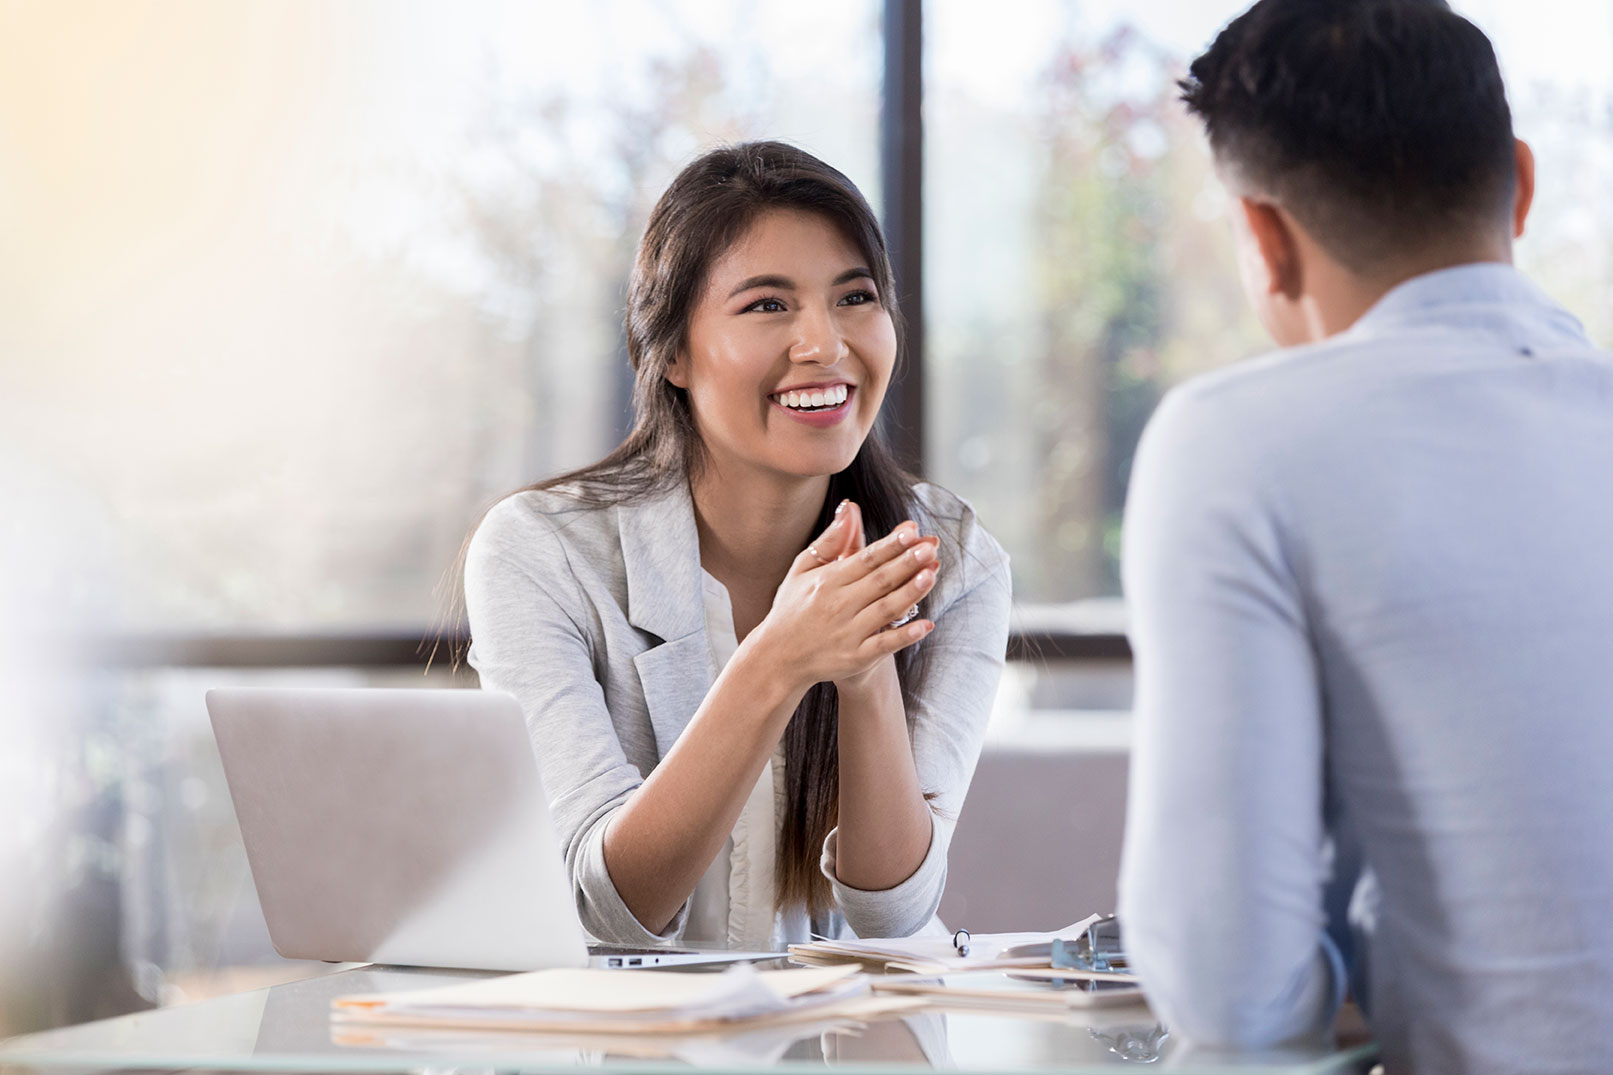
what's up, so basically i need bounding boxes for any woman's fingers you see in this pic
[835,520,923,579]
[843,532,939,609]
[790,502,856,575]
[764,504,940,685]
[838,501,867,560]
[858,616,934,660]
[858,562,939,636]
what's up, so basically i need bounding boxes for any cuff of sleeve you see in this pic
[574,811,691,946]
[820,814,949,939]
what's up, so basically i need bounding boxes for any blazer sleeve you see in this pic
[819,488,1012,937]
[464,496,691,946]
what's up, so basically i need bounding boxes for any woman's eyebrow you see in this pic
[728,274,793,298]
[726,267,875,300]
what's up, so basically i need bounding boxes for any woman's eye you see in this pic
[839,290,876,306]
[745,297,787,313]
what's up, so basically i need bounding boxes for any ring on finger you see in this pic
[886,603,921,630]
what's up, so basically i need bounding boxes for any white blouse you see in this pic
[686,570,812,950]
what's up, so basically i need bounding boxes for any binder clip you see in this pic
[1053,914,1127,974]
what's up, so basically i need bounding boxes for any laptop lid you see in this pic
[207,687,590,972]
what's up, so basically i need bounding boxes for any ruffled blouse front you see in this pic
[686,570,811,950]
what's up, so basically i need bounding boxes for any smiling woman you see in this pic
[462,142,1011,948]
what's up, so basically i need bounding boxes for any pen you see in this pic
[952,928,970,957]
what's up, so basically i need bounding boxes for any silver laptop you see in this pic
[207,687,776,972]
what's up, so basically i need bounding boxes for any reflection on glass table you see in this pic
[0,964,1376,1074]
[1089,1022,1170,1064]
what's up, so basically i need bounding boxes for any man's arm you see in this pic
[1117,388,1346,1048]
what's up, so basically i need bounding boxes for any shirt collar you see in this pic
[1346,262,1590,355]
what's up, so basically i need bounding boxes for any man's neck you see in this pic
[1299,243,1513,344]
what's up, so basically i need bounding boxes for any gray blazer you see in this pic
[464,477,1011,944]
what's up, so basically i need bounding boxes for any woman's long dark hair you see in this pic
[496,141,926,916]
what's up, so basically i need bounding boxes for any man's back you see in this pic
[1119,264,1613,1072]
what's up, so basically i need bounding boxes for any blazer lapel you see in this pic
[619,481,712,761]
[632,636,712,762]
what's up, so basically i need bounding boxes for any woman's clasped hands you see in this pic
[745,500,939,694]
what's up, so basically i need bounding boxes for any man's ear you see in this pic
[664,350,690,389]
[1512,138,1535,240]
[1236,196,1303,301]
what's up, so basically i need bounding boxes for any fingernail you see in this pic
[897,525,917,546]
[835,499,850,517]
[912,543,936,564]
[907,621,929,640]
[917,568,936,588]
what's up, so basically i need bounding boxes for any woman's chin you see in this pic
[770,448,863,482]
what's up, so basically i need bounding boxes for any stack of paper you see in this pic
[333,1009,890,1065]
[331,963,919,1036]
[787,915,1106,974]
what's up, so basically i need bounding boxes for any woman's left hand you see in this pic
[743,501,939,696]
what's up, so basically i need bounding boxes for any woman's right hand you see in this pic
[743,501,939,694]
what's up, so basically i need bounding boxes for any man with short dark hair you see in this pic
[1117,1,1613,1069]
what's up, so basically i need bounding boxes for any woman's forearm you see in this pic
[833,656,934,891]
[600,636,803,935]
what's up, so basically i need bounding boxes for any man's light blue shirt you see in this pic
[1118,264,1613,1073]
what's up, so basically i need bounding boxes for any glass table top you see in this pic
[0,965,1377,1074]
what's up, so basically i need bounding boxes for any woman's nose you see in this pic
[788,305,848,365]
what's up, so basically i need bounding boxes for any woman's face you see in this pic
[670,208,897,485]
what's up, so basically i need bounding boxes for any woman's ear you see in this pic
[664,350,691,389]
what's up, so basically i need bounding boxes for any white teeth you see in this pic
[772,385,851,410]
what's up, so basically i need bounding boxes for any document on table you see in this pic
[871,970,1144,1014]
[787,914,1107,974]
[330,963,918,1035]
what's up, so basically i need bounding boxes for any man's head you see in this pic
[1182,0,1533,344]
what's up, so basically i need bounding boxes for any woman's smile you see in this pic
[768,382,855,427]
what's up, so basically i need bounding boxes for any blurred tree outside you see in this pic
[951,25,1264,603]
[439,45,762,480]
